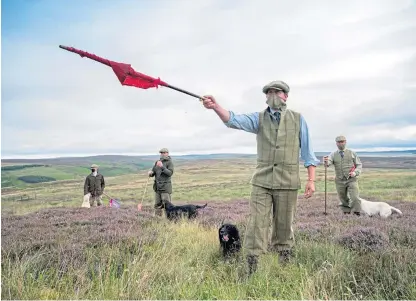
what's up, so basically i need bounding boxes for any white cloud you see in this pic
[2,0,416,158]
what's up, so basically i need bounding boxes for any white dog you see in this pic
[359,197,403,217]
[81,193,91,208]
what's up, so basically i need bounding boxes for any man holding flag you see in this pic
[323,135,363,215]
[202,80,320,276]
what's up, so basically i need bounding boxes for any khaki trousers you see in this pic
[244,185,298,256]
[335,178,361,213]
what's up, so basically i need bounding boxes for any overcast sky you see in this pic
[2,0,416,159]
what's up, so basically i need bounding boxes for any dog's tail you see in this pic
[196,203,208,209]
[391,206,403,216]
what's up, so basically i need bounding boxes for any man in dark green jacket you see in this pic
[148,148,174,216]
[83,164,106,207]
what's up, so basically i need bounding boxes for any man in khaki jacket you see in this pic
[323,136,363,215]
[201,80,319,275]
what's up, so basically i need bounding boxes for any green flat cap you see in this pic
[91,164,99,168]
[262,80,290,94]
[335,136,346,142]
[159,148,169,153]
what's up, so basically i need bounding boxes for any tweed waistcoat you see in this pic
[250,108,301,189]
[333,149,355,180]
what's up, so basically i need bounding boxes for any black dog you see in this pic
[164,202,207,220]
[219,223,241,257]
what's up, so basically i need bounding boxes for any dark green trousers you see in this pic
[154,192,171,216]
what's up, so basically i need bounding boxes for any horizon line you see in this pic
[2,148,416,160]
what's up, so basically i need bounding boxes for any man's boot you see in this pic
[247,255,258,276]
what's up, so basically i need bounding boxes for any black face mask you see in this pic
[91,169,96,173]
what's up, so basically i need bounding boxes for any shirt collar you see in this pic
[268,106,280,115]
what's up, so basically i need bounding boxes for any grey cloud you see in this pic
[2,0,416,158]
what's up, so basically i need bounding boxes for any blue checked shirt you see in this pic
[224,107,320,167]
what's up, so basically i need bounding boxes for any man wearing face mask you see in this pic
[323,136,363,215]
[148,148,174,216]
[83,164,106,207]
[201,80,320,275]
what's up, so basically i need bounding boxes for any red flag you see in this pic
[59,45,204,99]
[348,164,356,179]
[109,61,167,89]
[59,45,167,89]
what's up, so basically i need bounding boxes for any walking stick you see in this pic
[138,176,150,212]
[102,192,115,199]
[324,163,328,215]
[102,192,120,207]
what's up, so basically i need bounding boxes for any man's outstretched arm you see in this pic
[209,101,231,123]
[201,96,259,134]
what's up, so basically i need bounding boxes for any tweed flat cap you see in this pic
[262,80,290,94]
[335,136,346,142]
[159,148,169,153]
